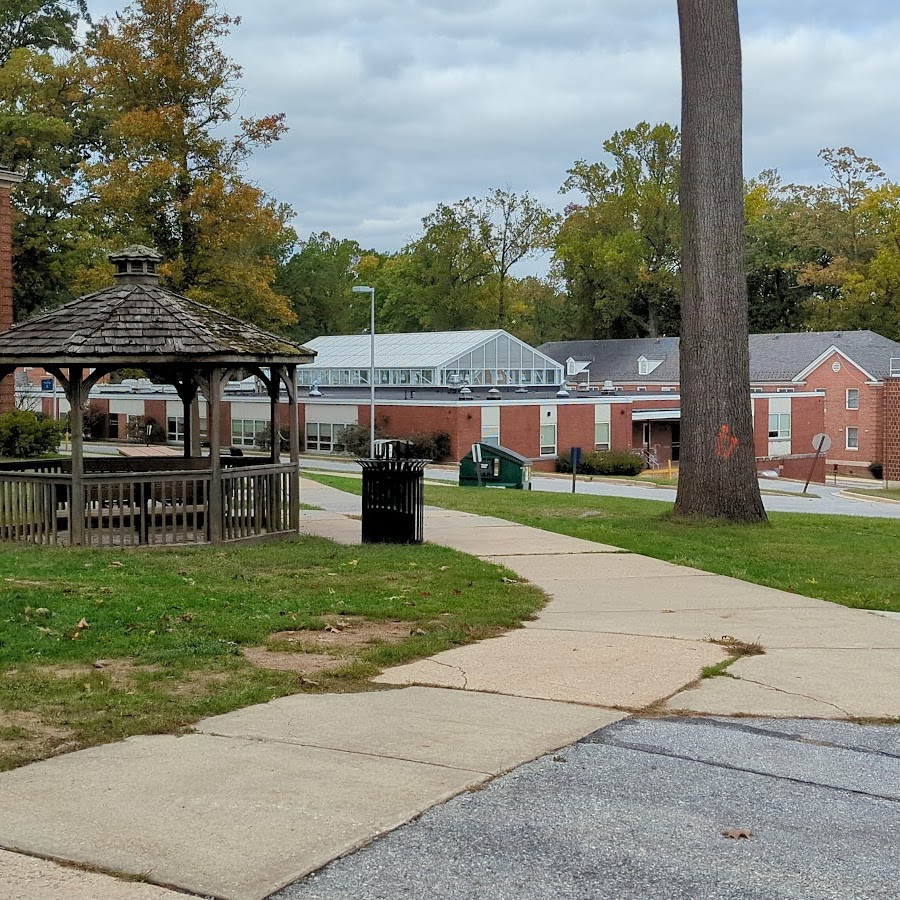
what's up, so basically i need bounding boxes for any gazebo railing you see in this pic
[0,462,297,547]
[0,472,70,544]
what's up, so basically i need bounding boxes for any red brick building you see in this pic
[541,331,900,477]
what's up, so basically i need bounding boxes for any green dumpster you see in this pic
[459,443,532,489]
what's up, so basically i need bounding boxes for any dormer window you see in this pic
[638,356,662,376]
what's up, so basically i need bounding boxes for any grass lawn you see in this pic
[310,474,900,615]
[0,538,543,770]
[848,488,900,501]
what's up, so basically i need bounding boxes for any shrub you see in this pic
[556,449,645,477]
[83,402,107,439]
[869,461,884,480]
[405,431,452,462]
[126,415,167,444]
[0,410,64,458]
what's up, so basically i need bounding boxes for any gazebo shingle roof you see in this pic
[0,282,313,365]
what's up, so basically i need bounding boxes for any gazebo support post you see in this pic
[286,364,300,533]
[201,368,227,544]
[268,366,282,465]
[173,378,199,459]
[67,367,86,546]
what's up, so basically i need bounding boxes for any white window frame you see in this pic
[595,422,610,451]
[846,388,860,410]
[768,412,791,440]
[846,426,859,450]
[539,423,557,456]
[638,357,650,376]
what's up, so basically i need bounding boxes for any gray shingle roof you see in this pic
[539,331,900,383]
[0,282,314,366]
[539,337,681,382]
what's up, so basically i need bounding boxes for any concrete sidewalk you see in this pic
[0,478,897,899]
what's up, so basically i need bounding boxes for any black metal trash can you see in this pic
[359,458,427,544]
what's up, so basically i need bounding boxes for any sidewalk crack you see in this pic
[733,676,853,717]
[429,659,469,689]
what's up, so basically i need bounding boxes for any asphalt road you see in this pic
[297,457,900,520]
[275,717,900,900]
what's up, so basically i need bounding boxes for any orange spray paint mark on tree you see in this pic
[716,424,739,460]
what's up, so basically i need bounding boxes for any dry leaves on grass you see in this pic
[270,616,421,649]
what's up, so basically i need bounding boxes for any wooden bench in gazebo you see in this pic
[0,245,314,546]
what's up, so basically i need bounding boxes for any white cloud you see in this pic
[87,0,900,259]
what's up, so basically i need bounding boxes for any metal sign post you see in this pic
[472,443,483,487]
[570,446,582,494]
[804,433,832,493]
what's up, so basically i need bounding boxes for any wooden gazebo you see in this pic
[0,246,314,546]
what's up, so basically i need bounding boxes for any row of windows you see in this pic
[297,369,436,387]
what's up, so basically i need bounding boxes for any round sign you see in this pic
[812,432,832,452]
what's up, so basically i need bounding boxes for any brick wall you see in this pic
[798,355,881,475]
[500,404,541,459]
[883,379,900,485]
[0,182,14,412]
[557,403,594,456]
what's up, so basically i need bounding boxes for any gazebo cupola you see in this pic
[108,244,162,285]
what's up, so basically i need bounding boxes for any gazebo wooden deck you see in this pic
[0,246,314,546]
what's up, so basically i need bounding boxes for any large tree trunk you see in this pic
[673,0,766,522]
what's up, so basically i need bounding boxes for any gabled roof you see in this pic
[749,331,900,381]
[302,330,560,370]
[540,331,900,384]
[0,282,313,367]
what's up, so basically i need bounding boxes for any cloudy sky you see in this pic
[90,0,900,258]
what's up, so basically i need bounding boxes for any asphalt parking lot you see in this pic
[277,716,900,900]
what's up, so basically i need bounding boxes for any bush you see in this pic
[556,449,645,477]
[405,432,452,462]
[869,461,884,480]
[83,402,107,439]
[126,415,167,444]
[0,410,64,458]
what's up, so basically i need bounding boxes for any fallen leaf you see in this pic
[324,624,341,633]
[722,828,753,840]
[36,626,53,635]
[412,628,427,636]
[404,600,417,607]
[452,589,462,596]
[439,566,450,571]
[420,592,432,598]
[108,561,125,568]
[93,660,110,669]
[76,618,90,629]
[345,559,358,567]
[501,577,520,585]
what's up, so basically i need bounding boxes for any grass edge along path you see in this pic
[0,537,545,770]
[308,473,900,616]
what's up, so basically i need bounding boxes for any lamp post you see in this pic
[352,285,376,457]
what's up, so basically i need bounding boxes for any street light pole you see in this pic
[352,285,376,457]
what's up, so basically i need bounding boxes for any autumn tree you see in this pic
[84,0,295,329]
[673,0,766,523]
[555,122,681,338]
[0,0,87,64]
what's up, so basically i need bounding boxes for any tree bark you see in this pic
[673,0,767,522]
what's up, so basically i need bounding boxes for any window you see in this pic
[776,388,795,393]
[595,422,610,451]
[539,423,557,456]
[636,386,647,392]
[305,422,348,453]
[482,425,500,448]
[846,427,859,450]
[567,358,576,376]
[768,413,791,439]
[846,388,860,410]
[167,416,185,443]
[232,418,267,447]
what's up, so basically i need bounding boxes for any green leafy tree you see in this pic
[472,188,558,327]
[276,232,364,342]
[556,121,681,338]
[744,170,814,332]
[0,1,101,319]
